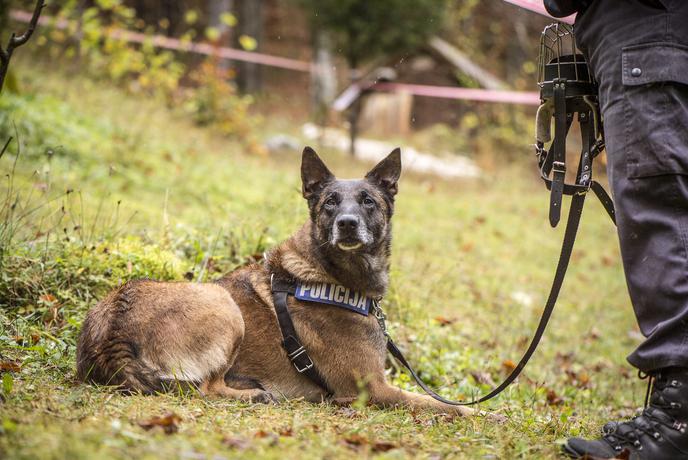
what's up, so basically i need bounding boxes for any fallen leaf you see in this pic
[138,412,181,434]
[278,427,293,437]
[546,389,564,406]
[39,293,57,304]
[372,440,397,452]
[222,436,251,450]
[565,369,592,389]
[254,430,279,446]
[434,316,456,327]
[581,448,630,460]
[601,254,615,266]
[0,361,21,372]
[586,328,601,341]
[502,360,517,373]
[343,433,368,449]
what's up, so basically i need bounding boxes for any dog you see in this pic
[76,147,475,416]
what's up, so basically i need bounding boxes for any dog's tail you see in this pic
[76,284,164,395]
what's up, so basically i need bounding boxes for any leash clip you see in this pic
[372,299,389,337]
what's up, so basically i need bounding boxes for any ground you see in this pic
[0,59,642,459]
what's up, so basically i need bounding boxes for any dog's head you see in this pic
[301,146,401,256]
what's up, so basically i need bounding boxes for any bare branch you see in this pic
[0,0,45,93]
[0,136,12,160]
[9,0,45,47]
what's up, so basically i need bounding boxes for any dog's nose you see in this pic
[336,215,359,231]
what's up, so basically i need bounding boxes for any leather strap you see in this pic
[270,275,332,395]
[549,79,568,227]
[387,192,589,405]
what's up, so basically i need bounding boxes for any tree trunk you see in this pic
[235,0,262,94]
[311,29,336,125]
[208,0,233,70]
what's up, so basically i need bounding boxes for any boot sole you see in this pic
[561,442,587,459]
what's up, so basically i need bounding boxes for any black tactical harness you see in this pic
[269,27,618,406]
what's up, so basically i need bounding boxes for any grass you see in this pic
[0,58,642,459]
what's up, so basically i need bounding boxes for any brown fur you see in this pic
[76,148,476,416]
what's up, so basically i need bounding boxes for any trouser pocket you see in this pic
[622,42,688,178]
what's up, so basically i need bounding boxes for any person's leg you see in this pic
[577,0,688,373]
[563,0,688,457]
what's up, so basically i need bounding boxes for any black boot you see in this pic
[563,368,688,459]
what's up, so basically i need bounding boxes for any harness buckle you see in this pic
[552,161,566,174]
[288,346,314,373]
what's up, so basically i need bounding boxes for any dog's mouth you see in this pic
[337,241,363,251]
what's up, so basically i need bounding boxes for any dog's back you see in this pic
[76,280,244,394]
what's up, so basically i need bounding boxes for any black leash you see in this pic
[387,191,600,405]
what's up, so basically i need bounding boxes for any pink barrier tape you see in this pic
[10,9,313,72]
[501,0,576,24]
[11,8,544,105]
[373,82,541,106]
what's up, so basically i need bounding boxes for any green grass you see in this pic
[0,59,642,459]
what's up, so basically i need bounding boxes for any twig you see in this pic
[0,136,12,159]
[0,0,45,93]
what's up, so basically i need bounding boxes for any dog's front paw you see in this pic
[250,390,279,404]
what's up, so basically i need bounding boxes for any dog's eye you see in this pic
[363,197,375,208]
[324,197,337,208]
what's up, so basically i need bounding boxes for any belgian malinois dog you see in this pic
[76,147,475,416]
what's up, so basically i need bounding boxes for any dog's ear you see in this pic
[365,148,401,196]
[301,147,334,199]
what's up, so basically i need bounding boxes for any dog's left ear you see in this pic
[365,148,401,196]
[301,146,334,199]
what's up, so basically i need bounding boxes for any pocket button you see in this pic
[631,67,642,77]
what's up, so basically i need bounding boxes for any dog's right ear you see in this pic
[301,147,334,199]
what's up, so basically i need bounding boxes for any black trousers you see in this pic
[574,0,688,372]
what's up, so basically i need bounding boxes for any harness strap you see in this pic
[270,275,333,396]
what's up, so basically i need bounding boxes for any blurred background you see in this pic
[1,0,555,168]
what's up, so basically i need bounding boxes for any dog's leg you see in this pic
[200,374,277,403]
[366,380,475,416]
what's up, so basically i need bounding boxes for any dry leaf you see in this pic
[222,436,251,450]
[0,360,21,372]
[502,359,517,372]
[434,316,456,327]
[546,389,564,406]
[372,440,397,452]
[138,412,181,434]
[343,433,368,449]
[39,293,57,304]
[581,448,630,460]
[254,430,278,445]
[278,427,293,437]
